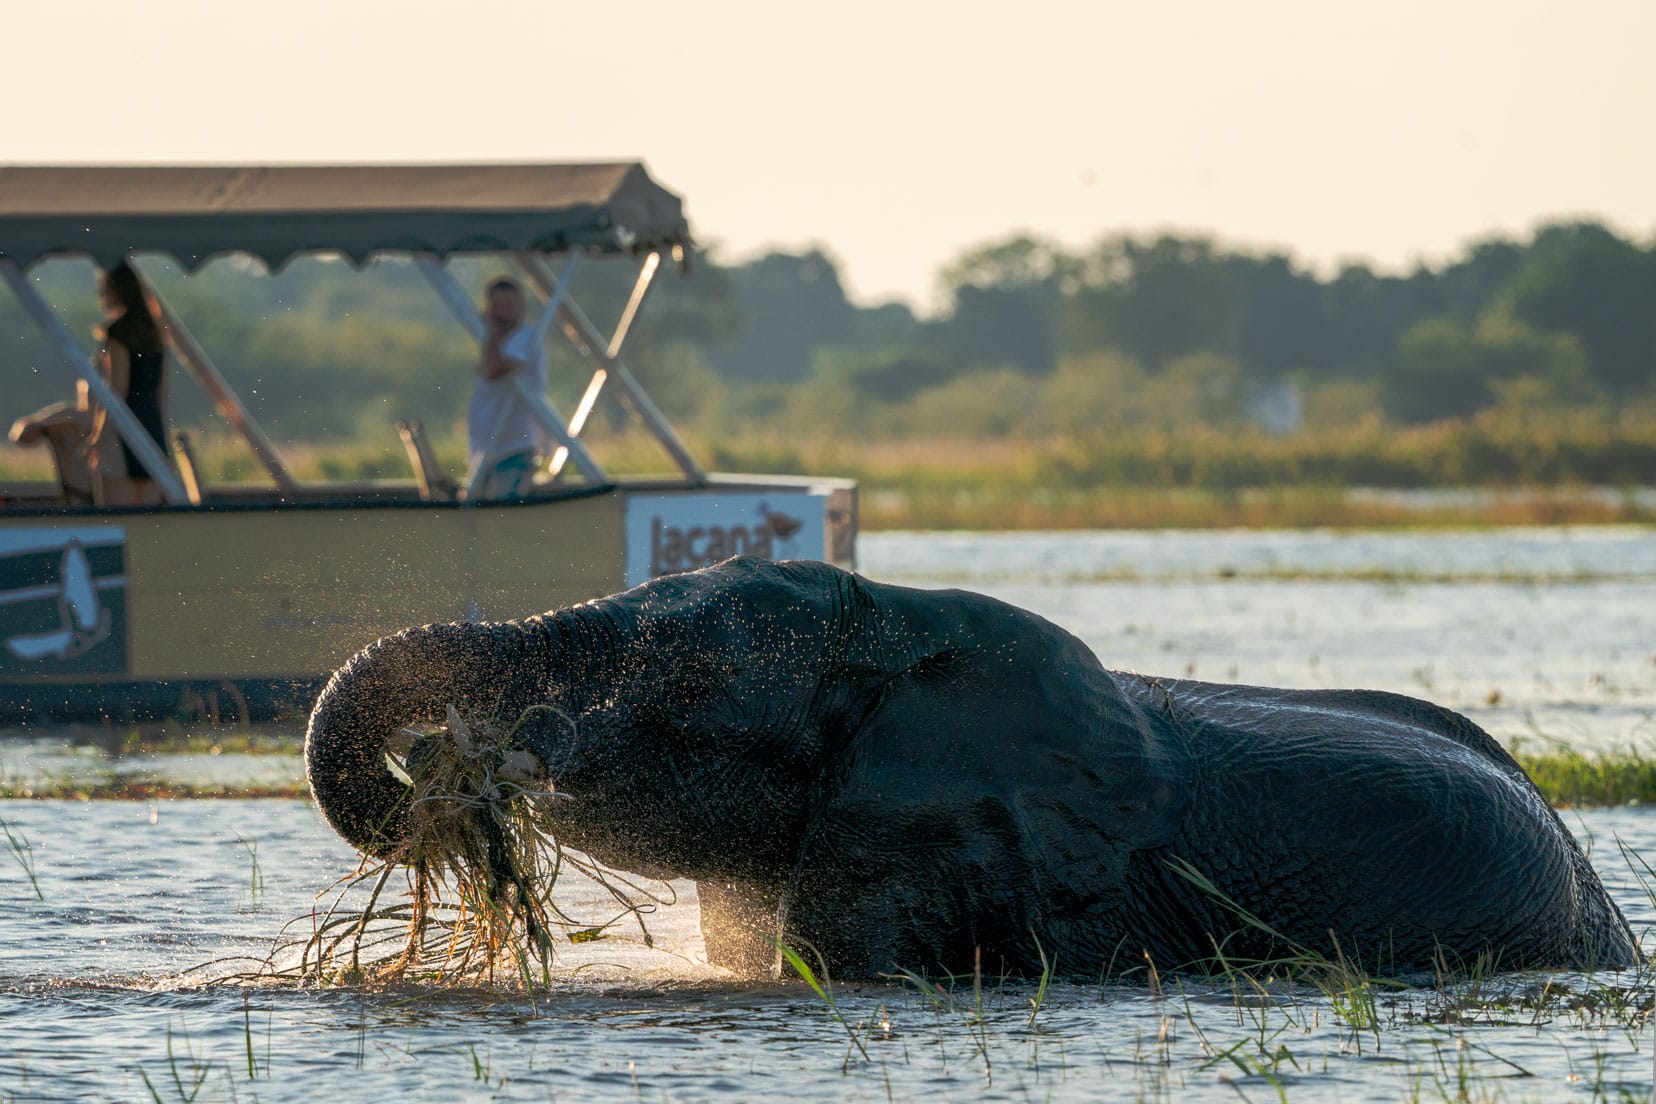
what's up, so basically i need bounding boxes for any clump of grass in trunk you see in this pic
[249,704,663,988]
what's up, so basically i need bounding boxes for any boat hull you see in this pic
[0,480,856,723]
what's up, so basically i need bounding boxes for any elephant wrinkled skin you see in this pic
[305,558,1637,980]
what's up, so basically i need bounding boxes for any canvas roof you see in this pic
[0,162,689,270]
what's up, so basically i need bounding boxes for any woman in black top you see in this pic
[86,261,169,505]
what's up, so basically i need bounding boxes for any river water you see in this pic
[1,527,1654,1102]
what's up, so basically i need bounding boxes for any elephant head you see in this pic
[306,558,875,881]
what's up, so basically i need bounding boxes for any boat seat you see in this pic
[8,401,96,506]
[170,430,206,505]
[396,419,459,501]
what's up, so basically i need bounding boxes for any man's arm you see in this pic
[479,324,529,381]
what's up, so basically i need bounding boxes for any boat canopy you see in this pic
[0,162,689,270]
[1,161,705,503]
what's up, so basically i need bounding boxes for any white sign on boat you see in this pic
[624,492,828,586]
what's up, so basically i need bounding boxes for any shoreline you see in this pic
[2,746,1652,810]
[858,484,1656,530]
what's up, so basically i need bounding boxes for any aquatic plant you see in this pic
[0,815,42,900]
[777,939,872,1066]
[1512,744,1656,808]
[231,833,265,906]
[255,704,667,988]
[136,1024,211,1104]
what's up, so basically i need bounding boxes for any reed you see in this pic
[777,939,872,1066]
[0,815,43,900]
[232,832,266,905]
[888,956,998,1080]
[1512,745,1656,808]
[138,1024,211,1104]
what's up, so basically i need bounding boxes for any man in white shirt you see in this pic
[467,277,552,499]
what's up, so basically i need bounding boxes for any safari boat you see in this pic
[0,163,857,722]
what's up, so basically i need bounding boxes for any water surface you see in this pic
[3,800,1654,1103]
[2,527,1654,1102]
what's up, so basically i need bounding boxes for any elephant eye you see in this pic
[651,659,743,727]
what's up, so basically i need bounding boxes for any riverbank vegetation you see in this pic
[3,415,1652,529]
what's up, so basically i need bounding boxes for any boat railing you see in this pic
[395,419,460,502]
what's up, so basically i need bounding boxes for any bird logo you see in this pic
[3,540,114,662]
[756,502,805,555]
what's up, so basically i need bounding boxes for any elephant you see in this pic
[305,557,1638,981]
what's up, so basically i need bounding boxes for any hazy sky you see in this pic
[11,0,1654,310]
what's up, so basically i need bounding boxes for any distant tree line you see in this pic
[2,219,1652,451]
[690,220,1655,439]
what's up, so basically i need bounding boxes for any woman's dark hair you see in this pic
[99,261,163,353]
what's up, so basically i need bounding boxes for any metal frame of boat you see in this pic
[0,163,857,723]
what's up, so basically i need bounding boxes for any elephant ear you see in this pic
[1004,666,1193,913]
[827,587,1194,903]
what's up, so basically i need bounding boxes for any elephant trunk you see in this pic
[304,619,546,857]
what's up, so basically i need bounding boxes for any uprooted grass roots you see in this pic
[253,704,669,987]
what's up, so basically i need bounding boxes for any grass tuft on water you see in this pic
[1512,744,1656,808]
[242,704,664,989]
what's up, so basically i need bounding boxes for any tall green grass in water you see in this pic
[0,815,43,900]
[1514,747,1656,808]
[771,844,1656,1102]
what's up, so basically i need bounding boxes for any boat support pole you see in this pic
[0,258,189,504]
[413,254,486,344]
[528,251,652,478]
[411,254,606,486]
[516,251,705,484]
[133,264,298,493]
